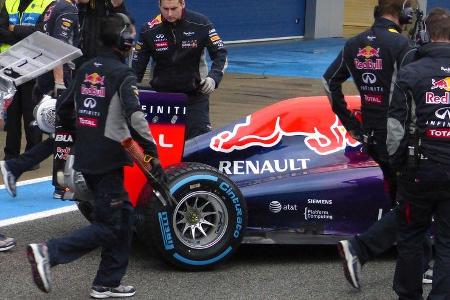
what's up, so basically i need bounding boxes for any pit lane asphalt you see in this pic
[0,211,432,299]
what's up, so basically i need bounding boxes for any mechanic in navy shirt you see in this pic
[387,8,450,299]
[0,0,79,199]
[27,14,164,298]
[323,0,433,289]
[132,0,228,140]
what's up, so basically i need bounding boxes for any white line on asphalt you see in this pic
[0,176,52,189]
[0,205,78,227]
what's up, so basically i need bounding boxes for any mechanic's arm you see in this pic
[55,77,77,133]
[323,50,362,139]
[0,6,17,44]
[52,12,78,93]
[119,71,158,157]
[205,23,227,88]
[10,24,36,39]
[131,26,152,83]
[387,69,413,169]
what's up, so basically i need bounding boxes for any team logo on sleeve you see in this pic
[148,15,162,28]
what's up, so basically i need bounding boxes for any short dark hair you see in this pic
[99,14,129,48]
[426,7,450,41]
[159,0,184,5]
[377,0,413,17]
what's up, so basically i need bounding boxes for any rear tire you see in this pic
[135,162,247,270]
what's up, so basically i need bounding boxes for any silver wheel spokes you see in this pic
[173,192,228,249]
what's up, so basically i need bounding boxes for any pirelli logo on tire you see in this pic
[158,211,174,250]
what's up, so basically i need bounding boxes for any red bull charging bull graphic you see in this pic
[210,96,361,156]
[357,46,380,59]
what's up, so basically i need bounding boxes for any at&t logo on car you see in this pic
[269,201,298,214]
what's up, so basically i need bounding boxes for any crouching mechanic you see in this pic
[26,14,166,298]
[132,0,228,140]
[388,8,450,299]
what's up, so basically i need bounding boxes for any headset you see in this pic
[115,13,134,51]
[399,0,415,25]
[413,8,430,45]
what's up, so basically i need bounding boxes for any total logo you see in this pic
[269,201,298,214]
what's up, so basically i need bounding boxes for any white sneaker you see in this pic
[337,240,361,289]
[90,285,136,298]
[0,160,16,197]
[27,243,51,293]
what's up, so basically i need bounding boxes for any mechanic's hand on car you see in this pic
[54,82,66,98]
[150,158,168,185]
[349,129,363,143]
[200,77,216,95]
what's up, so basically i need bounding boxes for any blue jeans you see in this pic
[47,168,134,287]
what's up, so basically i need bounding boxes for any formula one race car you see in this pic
[58,90,390,271]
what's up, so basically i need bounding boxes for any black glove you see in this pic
[349,129,364,143]
[149,158,168,185]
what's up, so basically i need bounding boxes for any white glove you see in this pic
[200,77,216,95]
[54,82,66,98]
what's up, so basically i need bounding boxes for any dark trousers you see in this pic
[394,162,450,300]
[7,138,53,179]
[4,80,42,160]
[351,129,431,266]
[186,93,212,140]
[47,168,134,287]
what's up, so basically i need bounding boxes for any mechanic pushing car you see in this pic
[26,14,166,298]
[387,7,450,299]
[132,0,228,140]
[323,0,433,289]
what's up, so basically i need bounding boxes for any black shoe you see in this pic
[337,240,361,289]
[27,243,51,293]
[0,233,16,252]
[423,268,433,284]
[90,285,136,298]
[0,160,17,197]
[53,187,66,199]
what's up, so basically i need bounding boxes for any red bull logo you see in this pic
[84,73,105,86]
[148,15,162,28]
[210,96,361,156]
[357,46,380,59]
[431,77,450,92]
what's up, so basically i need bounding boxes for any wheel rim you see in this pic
[172,191,228,250]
